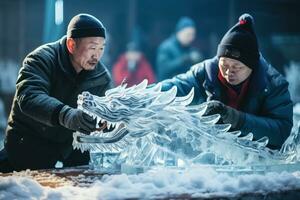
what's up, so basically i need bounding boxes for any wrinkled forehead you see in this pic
[219,57,247,67]
[77,37,106,46]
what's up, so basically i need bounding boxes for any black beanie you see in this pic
[175,17,196,33]
[217,13,259,69]
[67,14,106,38]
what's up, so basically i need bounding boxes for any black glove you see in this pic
[59,105,97,134]
[204,100,245,130]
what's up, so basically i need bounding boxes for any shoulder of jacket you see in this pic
[190,63,205,80]
[158,36,176,50]
[24,40,60,64]
[264,61,288,89]
[190,58,217,78]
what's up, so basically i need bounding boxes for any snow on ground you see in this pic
[1,165,300,200]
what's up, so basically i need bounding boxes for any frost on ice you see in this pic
[73,79,300,172]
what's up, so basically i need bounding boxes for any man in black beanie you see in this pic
[156,17,203,81]
[161,13,293,149]
[0,14,113,172]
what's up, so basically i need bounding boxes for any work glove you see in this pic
[203,100,245,130]
[59,105,97,134]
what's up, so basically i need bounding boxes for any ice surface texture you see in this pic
[73,79,300,169]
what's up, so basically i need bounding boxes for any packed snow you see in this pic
[1,165,300,200]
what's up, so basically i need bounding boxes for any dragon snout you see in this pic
[81,91,93,100]
[82,101,96,107]
[78,92,96,108]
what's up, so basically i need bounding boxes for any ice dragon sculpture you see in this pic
[73,79,300,170]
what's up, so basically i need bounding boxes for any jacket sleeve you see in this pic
[160,63,207,105]
[16,50,65,127]
[241,79,293,149]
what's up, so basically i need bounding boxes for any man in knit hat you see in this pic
[156,16,203,81]
[161,14,293,149]
[0,14,113,172]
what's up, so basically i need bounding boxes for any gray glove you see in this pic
[59,105,97,134]
[204,100,245,130]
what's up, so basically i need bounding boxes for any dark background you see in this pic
[1,0,300,66]
[0,0,300,119]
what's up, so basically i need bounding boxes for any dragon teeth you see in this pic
[107,122,111,129]
[96,117,101,128]
[82,110,88,115]
[96,117,100,124]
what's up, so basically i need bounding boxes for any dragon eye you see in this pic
[110,101,119,109]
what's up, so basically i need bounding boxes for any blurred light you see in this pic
[55,0,63,25]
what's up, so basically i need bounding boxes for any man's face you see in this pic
[176,27,196,46]
[71,37,105,71]
[218,57,252,85]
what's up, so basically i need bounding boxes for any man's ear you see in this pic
[66,38,76,54]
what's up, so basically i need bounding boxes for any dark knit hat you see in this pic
[67,14,106,38]
[175,17,196,33]
[217,13,259,69]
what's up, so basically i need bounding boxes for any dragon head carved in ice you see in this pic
[73,80,300,168]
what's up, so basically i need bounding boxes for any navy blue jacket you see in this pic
[161,56,293,149]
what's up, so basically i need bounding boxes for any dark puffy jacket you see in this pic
[161,56,293,149]
[156,35,199,81]
[5,36,113,155]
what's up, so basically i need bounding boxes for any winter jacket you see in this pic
[156,35,200,81]
[113,54,156,87]
[161,56,293,149]
[5,36,113,158]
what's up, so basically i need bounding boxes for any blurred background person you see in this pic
[156,16,203,81]
[113,41,155,86]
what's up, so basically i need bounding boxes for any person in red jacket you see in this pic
[113,42,156,86]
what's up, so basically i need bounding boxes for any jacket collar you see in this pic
[59,36,78,79]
